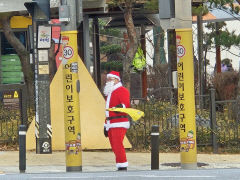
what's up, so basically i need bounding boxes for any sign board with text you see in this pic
[37,25,52,49]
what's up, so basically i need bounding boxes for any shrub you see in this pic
[100,61,123,72]
[211,71,239,100]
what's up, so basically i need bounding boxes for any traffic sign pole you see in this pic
[60,0,82,172]
[61,31,82,172]
[176,28,197,169]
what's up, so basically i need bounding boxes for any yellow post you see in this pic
[61,31,82,171]
[176,28,197,169]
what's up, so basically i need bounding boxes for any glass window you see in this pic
[1,31,26,55]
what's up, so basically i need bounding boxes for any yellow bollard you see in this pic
[176,28,197,169]
[61,30,82,171]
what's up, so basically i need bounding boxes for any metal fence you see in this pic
[211,89,240,153]
[127,88,240,153]
[128,87,179,151]
[0,84,27,145]
[0,104,21,144]
[0,83,239,153]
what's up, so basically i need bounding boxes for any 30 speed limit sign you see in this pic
[177,45,186,58]
[63,46,74,59]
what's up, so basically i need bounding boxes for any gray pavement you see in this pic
[2,168,240,180]
[1,151,240,174]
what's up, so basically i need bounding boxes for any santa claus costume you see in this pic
[104,71,130,170]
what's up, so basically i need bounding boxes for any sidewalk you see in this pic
[1,151,240,174]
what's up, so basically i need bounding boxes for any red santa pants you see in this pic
[108,128,128,168]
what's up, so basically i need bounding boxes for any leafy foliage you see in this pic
[98,19,121,37]
[144,0,158,10]
[101,61,123,71]
[208,0,240,14]
[98,18,123,61]
[192,4,209,16]
[100,44,121,54]
[204,21,240,52]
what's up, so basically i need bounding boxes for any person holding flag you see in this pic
[103,71,130,171]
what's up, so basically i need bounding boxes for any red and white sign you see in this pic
[63,46,74,59]
[62,36,69,46]
[177,45,186,58]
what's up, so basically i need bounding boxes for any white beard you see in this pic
[103,81,115,96]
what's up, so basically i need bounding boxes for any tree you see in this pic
[98,18,123,62]
[0,13,34,103]
[122,1,138,90]
[204,21,240,72]
[108,0,138,89]
[0,12,56,106]
[205,0,240,100]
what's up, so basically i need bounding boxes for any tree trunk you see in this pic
[215,22,221,73]
[123,0,138,90]
[0,15,34,103]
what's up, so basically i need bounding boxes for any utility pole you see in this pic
[59,0,82,172]
[159,0,197,169]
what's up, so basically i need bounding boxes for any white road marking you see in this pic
[32,175,216,179]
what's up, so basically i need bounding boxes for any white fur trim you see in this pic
[104,120,111,131]
[112,82,122,91]
[105,93,111,117]
[107,74,120,80]
[116,162,128,168]
[110,121,130,129]
[105,82,122,118]
[104,121,130,130]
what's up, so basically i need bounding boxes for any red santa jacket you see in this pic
[105,82,130,130]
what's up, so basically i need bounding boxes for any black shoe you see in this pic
[118,167,127,171]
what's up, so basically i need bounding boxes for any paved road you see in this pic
[1,168,240,180]
[1,151,240,179]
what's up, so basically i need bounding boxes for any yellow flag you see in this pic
[107,108,144,121]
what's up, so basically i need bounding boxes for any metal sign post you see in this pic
[25,0,52,154]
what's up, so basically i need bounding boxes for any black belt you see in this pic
[107,116,128,120]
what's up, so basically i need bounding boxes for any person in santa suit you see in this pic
[103,71,130,171]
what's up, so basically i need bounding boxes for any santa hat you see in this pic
[107,71,121,81]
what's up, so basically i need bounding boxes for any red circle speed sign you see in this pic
[177,45,186,58]
[63,46,74,59]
